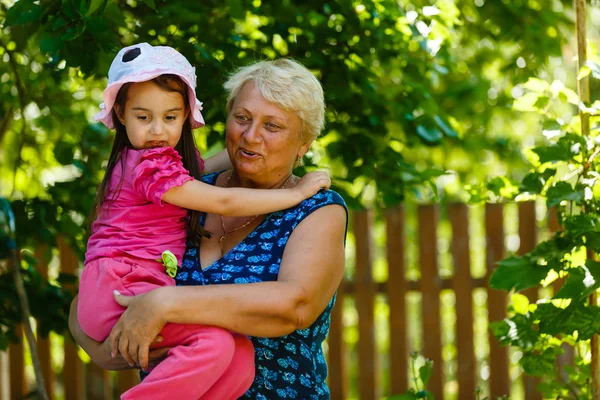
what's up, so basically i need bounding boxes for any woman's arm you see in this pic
[110,204,347,369]
[161,171,330,216]
[202,150,231,174]
[68,295,169,370]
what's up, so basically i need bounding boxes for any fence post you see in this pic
[58,237,84,400]
[35,246,55,399]
[8,326,25,400]
[449,204,476,399]
[418,205,443,399]
[328,278,347,400]
[485,204,510,397]
[353,210,378,400]
[386,206,408,395]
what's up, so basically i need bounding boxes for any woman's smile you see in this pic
[238,147,261,159]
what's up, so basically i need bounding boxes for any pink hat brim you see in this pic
[94,70,204,129]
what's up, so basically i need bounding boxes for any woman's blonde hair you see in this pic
[224,58,325,144]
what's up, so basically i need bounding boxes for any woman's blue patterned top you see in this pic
[176,172,347,399]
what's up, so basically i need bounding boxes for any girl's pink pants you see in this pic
[78,256,255,400]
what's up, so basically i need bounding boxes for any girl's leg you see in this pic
[121,324,238,400]
[78,258,136,341]
[201,333,255,400]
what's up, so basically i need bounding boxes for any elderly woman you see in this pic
[69,58,347,399]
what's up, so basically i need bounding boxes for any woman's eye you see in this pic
[266,122,280,130]
[235,115,249,122]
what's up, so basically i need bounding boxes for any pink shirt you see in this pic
[85,147,195,265]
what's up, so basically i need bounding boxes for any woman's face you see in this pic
[226,81,310,184]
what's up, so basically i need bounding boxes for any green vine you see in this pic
[487,50,600,398]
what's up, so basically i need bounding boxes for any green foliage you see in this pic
[388,352,434,399]
[486,44,600,398]
[0,197,75,350]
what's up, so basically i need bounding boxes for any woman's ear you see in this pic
[297,141,312,160]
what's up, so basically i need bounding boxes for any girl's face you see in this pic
[117,80,188,149]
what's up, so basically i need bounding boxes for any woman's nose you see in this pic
[242,121,261,143]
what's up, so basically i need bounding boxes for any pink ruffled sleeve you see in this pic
[132,147,194,205]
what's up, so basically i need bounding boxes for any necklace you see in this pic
[218,172,293,244]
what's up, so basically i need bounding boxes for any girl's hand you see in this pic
[109,289,169,371]
[294,171,331,198]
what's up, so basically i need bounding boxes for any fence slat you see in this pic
[418,205,443,400]
[117,370,140,396]
[86,363,112,400]
[1,350,9,400]
[9,326,25,400]
[517,202,542,400]
[386,206,408,395]
[354,210,378,400]
[35,246,54,399]
[485,204,510,397]
[328,280,347,400]
[449,204,476,400]
[58,237,84,400]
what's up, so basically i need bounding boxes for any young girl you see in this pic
[77,43,330,400]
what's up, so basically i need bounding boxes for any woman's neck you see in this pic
[229,170,294,189]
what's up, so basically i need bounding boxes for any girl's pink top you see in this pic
[85,147,195,265]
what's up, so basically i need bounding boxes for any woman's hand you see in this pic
[68,295,169,371]
[109,288,169,371]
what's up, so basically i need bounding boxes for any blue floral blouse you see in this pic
[176,172,347,399]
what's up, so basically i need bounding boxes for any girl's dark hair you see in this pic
[89,74,211,245]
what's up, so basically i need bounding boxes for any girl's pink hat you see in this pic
[94,42,205,129]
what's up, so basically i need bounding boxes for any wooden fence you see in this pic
[1,202,569,399]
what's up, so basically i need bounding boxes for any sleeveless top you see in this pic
[176,172,348,399]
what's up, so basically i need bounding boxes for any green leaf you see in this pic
[53,141,75,165]
[226,0,245,19]
[521,77,550,93]
[554,260,600,300]
[519,169,556,194]
[537,302,600,340]
[489,255,550,292]
[578,65,591,80]
[39,32,64,53]
[5,0,43,26]
[521,347,562,377]
[419,360,433,387]
[140,0,157,10]
[433,115,457,138]
[85,0,106,16]
[546,182,584,208]
[586,60,600,80]
[416,125,443,144]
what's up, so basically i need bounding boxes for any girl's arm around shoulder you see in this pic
[161,171,331,217]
